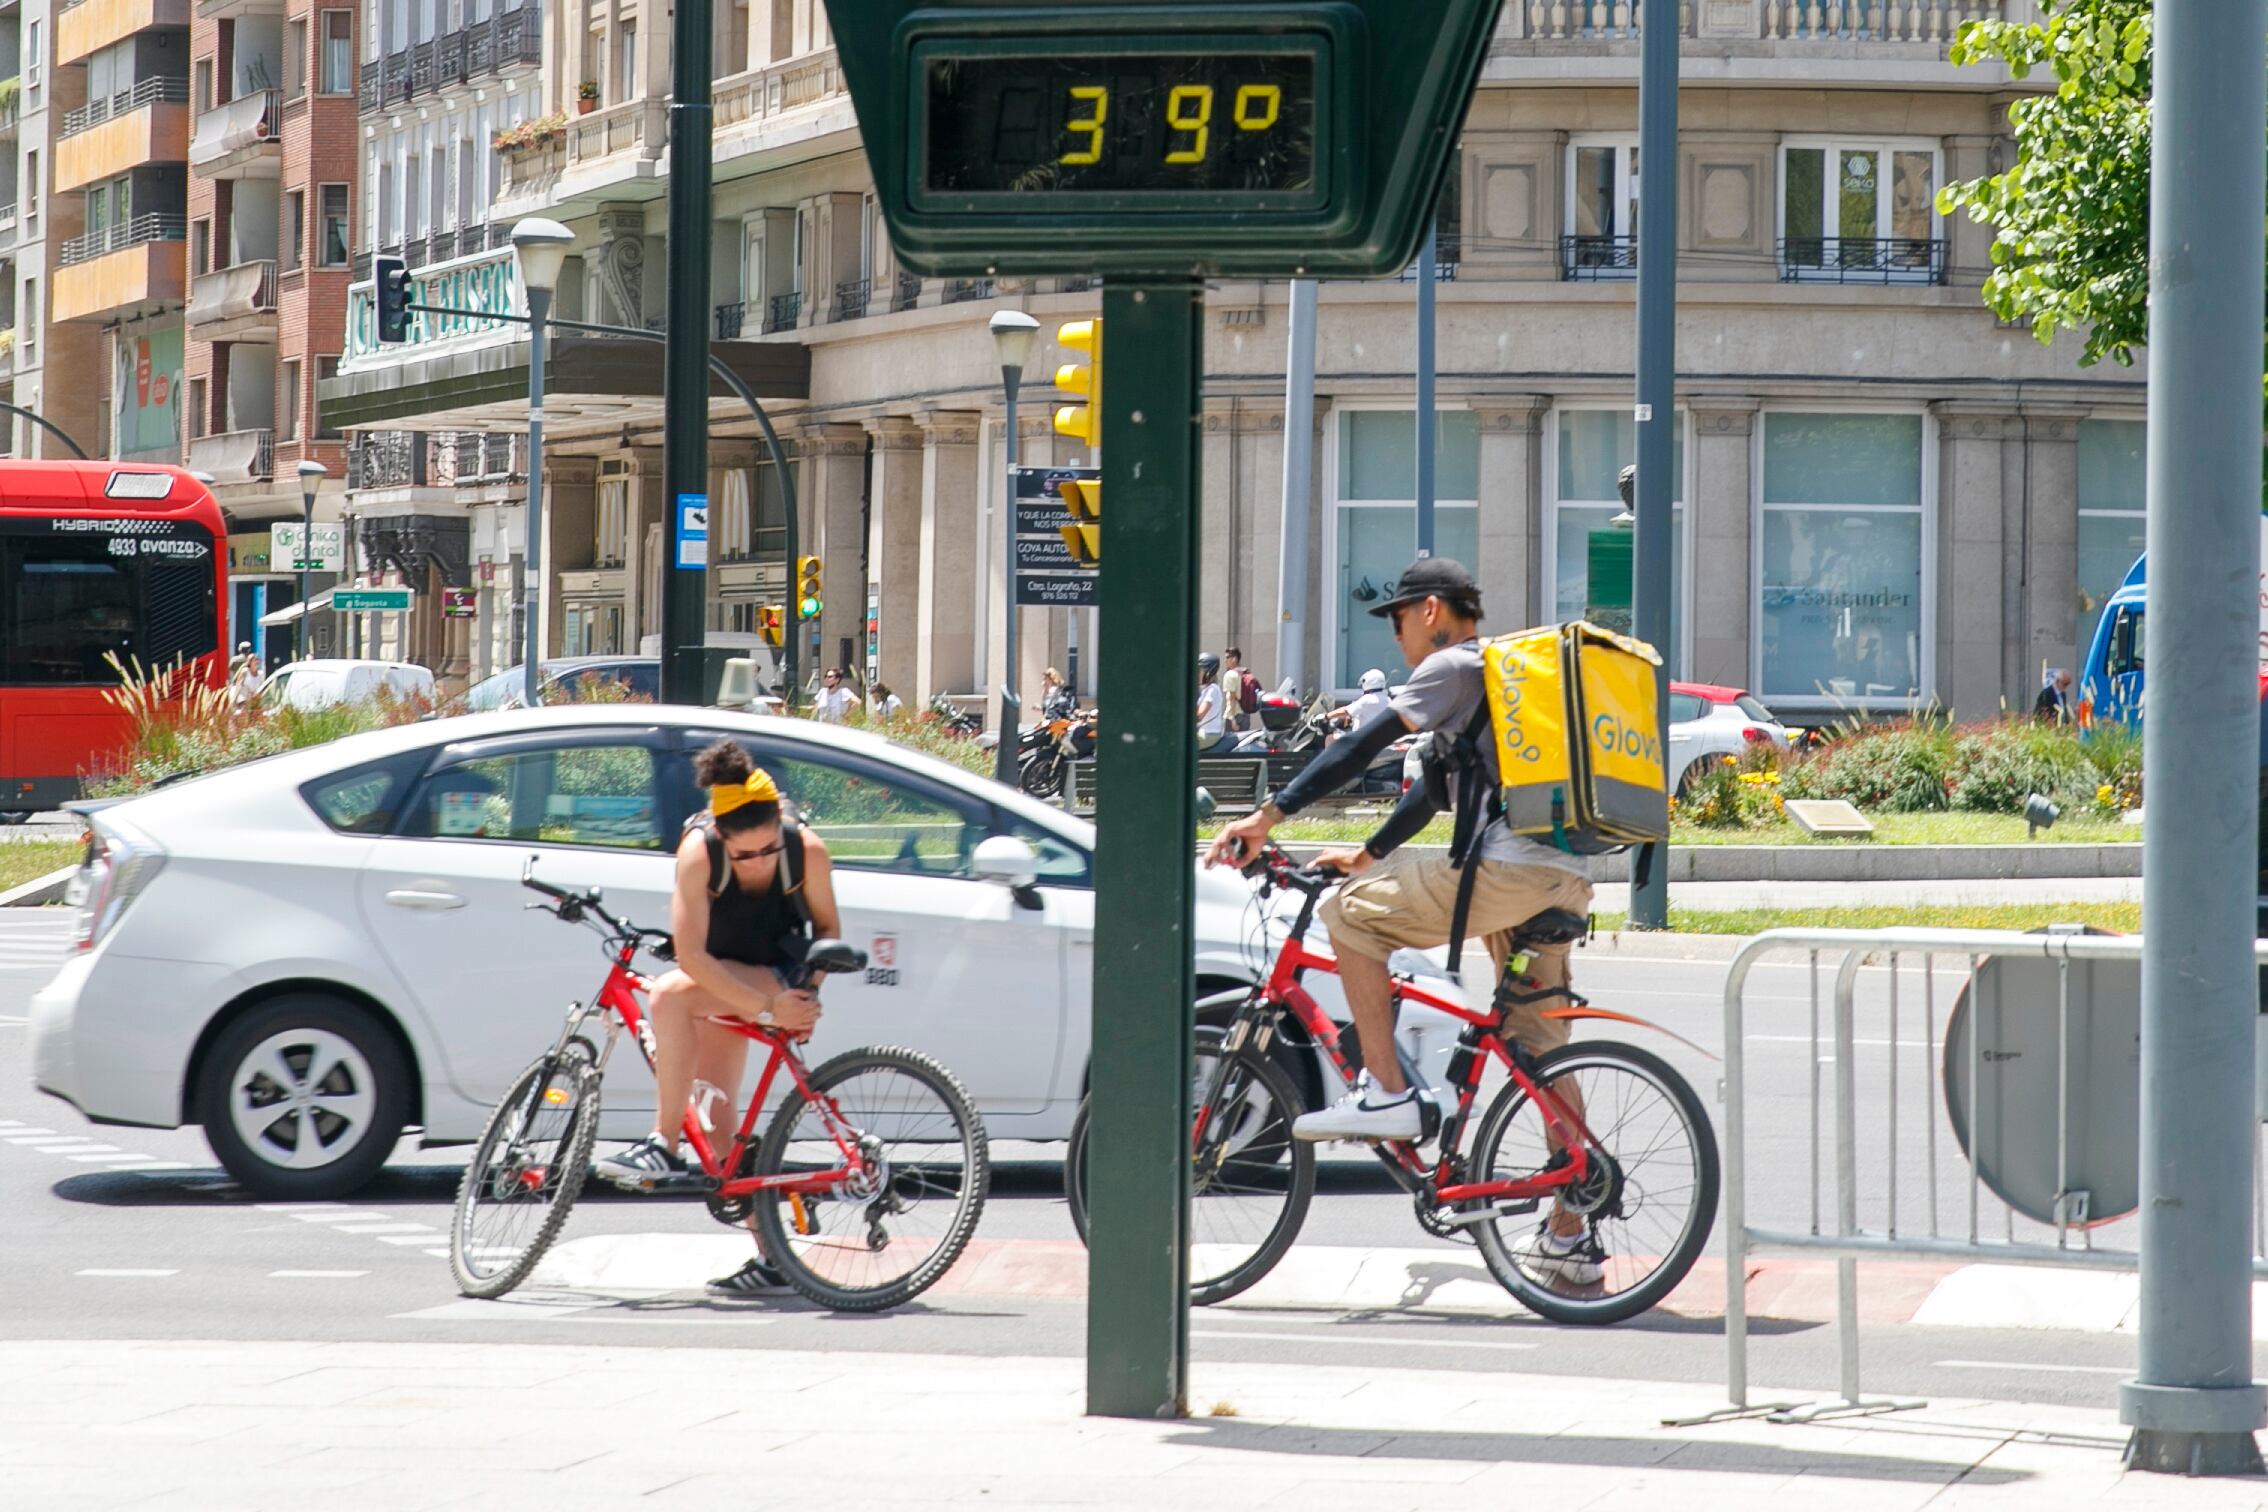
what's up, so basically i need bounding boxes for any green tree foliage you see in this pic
[1936,0,2155,370]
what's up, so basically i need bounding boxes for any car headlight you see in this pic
[72,818,167,953]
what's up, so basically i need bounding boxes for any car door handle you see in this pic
[384,888,467,912]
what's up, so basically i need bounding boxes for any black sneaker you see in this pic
[593,1134,693,1191]
[708,1257,792,1296]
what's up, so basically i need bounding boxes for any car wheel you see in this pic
[197,995,410,1199]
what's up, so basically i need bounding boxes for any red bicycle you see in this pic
[1067,844,1717,1322]
[448,865,989,1311]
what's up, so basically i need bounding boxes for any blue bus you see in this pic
[2079,553,2149,727]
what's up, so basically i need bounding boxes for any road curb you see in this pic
[0,865,74,908]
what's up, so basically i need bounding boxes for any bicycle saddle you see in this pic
[1511,908,1590,948]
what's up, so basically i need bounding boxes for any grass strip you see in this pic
[0,840,81,893]
[1592,901,2141,935]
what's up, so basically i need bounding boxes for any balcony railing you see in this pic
[404,234,428,270]
[713,301,744,339]
[1777,235,1946,284]
[58,213,187,267]
[188,90,279,167]
[764,291,801,333]
[360,10,532,115]
[427,227,459,264]
[833,278,870,321]
[59,75,189,139]
[893,272,924,312]
[943,277,994,305]
[351,249,371,282]
[0,203,17,244]
[347,430,418,491]
[1561,234,1637,280]
[1761,0,2001,40]
[188,427,274,484]
[186,258,276,326]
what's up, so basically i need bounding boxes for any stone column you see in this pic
[917,410,982,702]
[1687,397,1759,687]
[1932,403,2021,719]
[2018,405,2087,699]
[1472,396,1549,631]
[626,449,666,648]
[1945,131,2010,288]
[1199,398,1285,669]
[800,421,870,679]
[1229,400,1290,685]
[542,457,599,658]
[864,416,925,700]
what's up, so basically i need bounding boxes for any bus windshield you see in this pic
[2,521,220,683]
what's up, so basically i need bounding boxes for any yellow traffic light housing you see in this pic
[796,555,824,618]
[758,606,783,646]
[1053,319,1103,450]
[1058,477,1101,567]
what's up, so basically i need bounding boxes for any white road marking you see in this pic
[66,1152,160,1163]
[1191,1328,1539,1353]
[375,1233,446,1246]
[255,1203,342,1212]
[1933,1360,2130,1377]
[310,1222,431,1235]
[6,1135,108,1146]
[269,1270,371,1279]
[76,1268,178,1278]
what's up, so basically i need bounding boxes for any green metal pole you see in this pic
[1084,279,1201,1419]
[660,0,714,703]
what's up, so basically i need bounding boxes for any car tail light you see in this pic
[70,820,167,953]
[1741,727,1770,744]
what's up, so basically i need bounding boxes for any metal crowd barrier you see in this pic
[1699,927,2268,1424]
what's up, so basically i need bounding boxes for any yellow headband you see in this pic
[709,768,780,819]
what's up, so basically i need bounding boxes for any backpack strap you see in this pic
[1442,701,1497,982]
[775,820,812,931]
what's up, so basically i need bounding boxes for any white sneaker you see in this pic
[1292,1072,1425,1142]
[1515,1225,1606,1286]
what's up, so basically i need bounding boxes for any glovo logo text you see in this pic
[1591,711,1662,770]
[1490,657,1545,766]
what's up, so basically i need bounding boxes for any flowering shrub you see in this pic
[1780,718,1957,811]
[1681,748,1784,829]
[1780,715,2143,818]
[492,114,568,154]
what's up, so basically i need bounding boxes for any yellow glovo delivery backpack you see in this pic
[1480,621,1670,856]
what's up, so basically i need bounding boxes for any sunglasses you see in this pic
[725,840,786,862]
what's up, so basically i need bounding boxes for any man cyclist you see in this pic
[593,738,843,1295]
[1205,557,1603,1282]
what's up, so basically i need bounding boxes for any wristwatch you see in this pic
[756,1008,777,1027]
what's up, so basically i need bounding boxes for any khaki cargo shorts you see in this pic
[1318,849,1594,1053]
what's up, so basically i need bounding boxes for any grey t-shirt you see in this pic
[1388,638,1589,874]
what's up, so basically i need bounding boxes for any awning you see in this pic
[257,588,334,629]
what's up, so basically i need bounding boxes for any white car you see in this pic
[261,658,436,711]
[1667,680,1791,790]
[28,706,1449,1198]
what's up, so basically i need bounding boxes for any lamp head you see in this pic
[511,217,577,295]
[988,308,1041,375]
[296,460,328,507]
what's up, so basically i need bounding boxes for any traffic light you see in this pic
[1052,319,1102,450]
[375,256,412,344]
[796,556,823,618]
[758,605,783,647]
[1058,477,1101,567]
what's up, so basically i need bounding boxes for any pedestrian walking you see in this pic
[813,667,857,723]
[2034,667,2074,723]
[1221,648,1254,733]
[1195,652,1231,753]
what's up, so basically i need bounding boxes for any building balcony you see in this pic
[0,79,20,138]
[186,258,277,340]
[1497,0,2024,70]
[832,278,869,321]
[56,0,192,68]
[1561,234,1637,280]
[197,0,283,19]
[52,218,187,322]
[763,291,801,333]
[56,79,189,192]
[713,301,743,340]
[0,203,17,252]
[713,48,847,136]
[188,90,281,178]
[188,427,273,484]
[359,5,539,116]
[1777,236,1946,284]
[893,272,924,313]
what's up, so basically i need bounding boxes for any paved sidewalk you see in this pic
[1,1338,2256,1511]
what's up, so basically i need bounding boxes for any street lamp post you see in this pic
[294,461,327,662]
[512,218,576,712]
[989,308,1040,787]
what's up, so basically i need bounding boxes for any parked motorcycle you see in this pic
[1229,682,1412,795]
[1021,711,1098,798]
[930,696,983,738]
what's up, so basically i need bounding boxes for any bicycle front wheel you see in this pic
[449,1051,602,1299]
[1066,1028,1314,1306]
[1469,1039,1718,1325]
[751,1046,989,1312]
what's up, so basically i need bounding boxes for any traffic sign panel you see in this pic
[334,587,413,612]
[1016,572,1100,607]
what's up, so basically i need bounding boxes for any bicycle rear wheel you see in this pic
[751,1046,989,1312]
[449,1051,602,1299]
[1468,1039,1718,1325]
[1066,1028,1314,1306]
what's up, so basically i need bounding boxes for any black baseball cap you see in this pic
[1368,556,1483,618]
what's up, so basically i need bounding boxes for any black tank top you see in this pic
[689,815,809,969]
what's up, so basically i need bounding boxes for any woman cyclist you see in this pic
[592,738,844,1294]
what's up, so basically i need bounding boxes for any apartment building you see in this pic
[11,0,104,459]
[324,2,2146,718]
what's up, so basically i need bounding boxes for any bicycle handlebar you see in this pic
[1239,842,1344,896]
[520,859,674,960]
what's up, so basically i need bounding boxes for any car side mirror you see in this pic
[972,835,1040,890]
[804,939,868,976]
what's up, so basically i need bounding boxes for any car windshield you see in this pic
[462,669,523,712]
[1735,695,1776,724]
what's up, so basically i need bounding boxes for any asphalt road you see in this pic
[4,936,2222,1418]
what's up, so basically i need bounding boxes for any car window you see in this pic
[1006,817,1091,886]
[1734,695,1776,724]
[405,741,662,849]
[300,750,434,834]
[463,669,519,712]
[760,752,979,877]
[1667,693,1707,724]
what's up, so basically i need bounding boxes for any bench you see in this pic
[1065,756,1271,817]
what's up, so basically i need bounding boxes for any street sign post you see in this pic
[333,587,413,613]
[1012,464,1099,608]
[827,0,1500,1421]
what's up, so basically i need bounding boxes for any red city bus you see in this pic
[0,462,229,818]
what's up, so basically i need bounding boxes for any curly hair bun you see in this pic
[693,737,755,788]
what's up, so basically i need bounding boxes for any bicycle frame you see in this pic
[553,932,870,1205]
